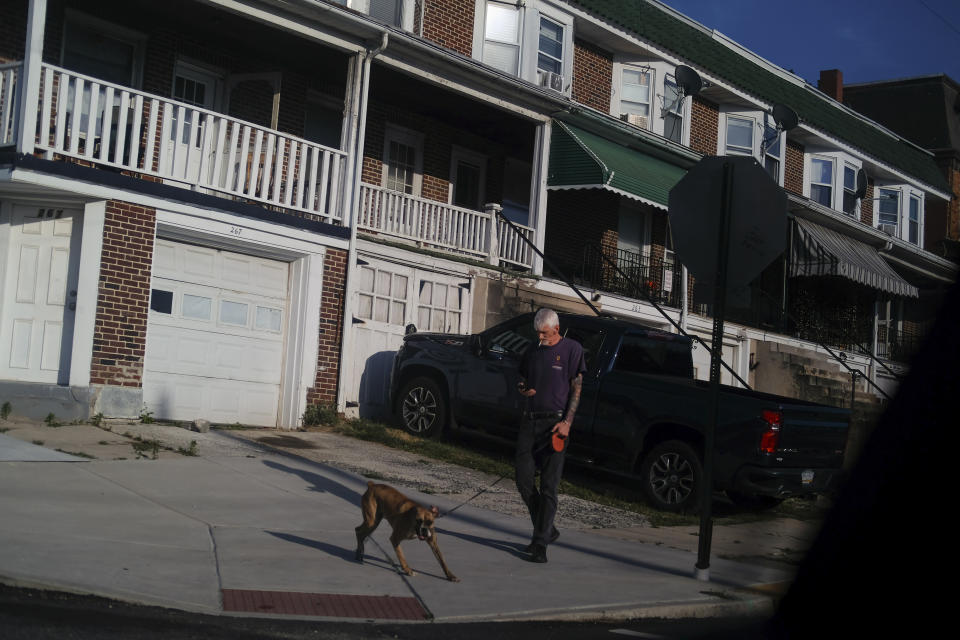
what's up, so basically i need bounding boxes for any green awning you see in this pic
[548,121,687,210]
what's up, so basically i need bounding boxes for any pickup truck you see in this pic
[390,312,849,512]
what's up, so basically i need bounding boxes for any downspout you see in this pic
[336,32,388,414]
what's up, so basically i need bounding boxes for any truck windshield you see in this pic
[613,334,693,378]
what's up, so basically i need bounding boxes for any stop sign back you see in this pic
[668,156,787,300]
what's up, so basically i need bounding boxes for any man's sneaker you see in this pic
[524,528,559,554]
[528,543,547,563]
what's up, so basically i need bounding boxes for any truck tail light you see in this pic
[760,409,782,453]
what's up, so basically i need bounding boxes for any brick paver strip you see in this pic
[222,589,428,620]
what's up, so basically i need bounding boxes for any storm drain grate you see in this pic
[222,589,428,620]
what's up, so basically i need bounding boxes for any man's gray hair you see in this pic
[534,308,559,330]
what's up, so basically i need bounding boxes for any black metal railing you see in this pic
[579,245,683,309]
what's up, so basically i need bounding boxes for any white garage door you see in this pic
[143,239,289,426]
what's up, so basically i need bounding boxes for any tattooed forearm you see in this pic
[564,374,583,424]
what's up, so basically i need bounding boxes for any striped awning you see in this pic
[790,218,918,298]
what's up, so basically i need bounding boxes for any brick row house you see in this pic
[1,0,955,427]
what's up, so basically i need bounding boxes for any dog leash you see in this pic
[438,473,509,518]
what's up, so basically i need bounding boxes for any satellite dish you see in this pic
[772,104,799,132]
[855,168,868,199]
[674,65,703,97]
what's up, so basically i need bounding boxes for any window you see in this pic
[663,76,683,143]
[476,1,572,90]
[878,188,900,229]
[356,265,408,325]
[61,12,145,87]
[182,294,212,321]
[255,306,283,332]
[725,115,754,156]
[486,317,537,357]
[842,164,858,216]
[537,16,564,78]
[417,280,464,333]
[304,93,343,149]
[810,157,834,207]
[763,120,782,182]
[908,195,921,245]
[220,300,248,326]
[612,334,693,378]
[150,289,173,314]
[382,125,423,196]
[450,148,487,211]
[620,68,653,128]
[368,0,402,26]
[482,1,522,75]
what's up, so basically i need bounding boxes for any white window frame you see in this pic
[611,59,692,144]
[762,113,785,186]
[615,64,655,130]
[381,124,424,197]
[473,0,574,94]
[61,9,147,88]
[841,162,859,217]
[804,150,862,213]
[448,146,488,211]
[907,192,923,247]
[875,185,901,235]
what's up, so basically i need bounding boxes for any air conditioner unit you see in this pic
[621,113,649,129]
[538,70,564,92]
[878,223,898,236]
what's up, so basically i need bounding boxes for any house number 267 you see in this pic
[229,226,242,236]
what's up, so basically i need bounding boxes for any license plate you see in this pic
[802,469,814,485]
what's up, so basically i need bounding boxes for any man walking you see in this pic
[515,308,586,563]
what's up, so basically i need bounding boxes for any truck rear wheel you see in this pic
[397,377,447,438]
[640,440,702,513]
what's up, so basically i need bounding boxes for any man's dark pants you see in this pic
[515,413,566,547]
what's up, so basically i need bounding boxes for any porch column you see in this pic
[16,0,47,155]
[529,120,552,276]
[869,298,879,387]
[485,202,501,266]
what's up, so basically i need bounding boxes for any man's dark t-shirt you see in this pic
[520,337,587,413]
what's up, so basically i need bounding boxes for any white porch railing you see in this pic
[0,62,19,147]
[29,64,347,223]
[357,183,535,268]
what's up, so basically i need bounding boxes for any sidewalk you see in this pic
[0,422,795,622]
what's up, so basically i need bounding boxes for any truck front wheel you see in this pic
[640,440,702,513]
[397,377,447,438]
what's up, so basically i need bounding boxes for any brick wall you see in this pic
[422,0,475,57]
[0,0,26,62]
[306,247,347,407]
[89,200,156,388]
[784,139,805,195]
[571,39,613,113]
[544,189,620,275]
[689,96,719,155]
[861,181,874,226]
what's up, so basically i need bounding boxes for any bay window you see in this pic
[908,194,921,245]
[842,164,858,216]
[877,188,900,230]
[620,68,653,128]
[725,115,754,156]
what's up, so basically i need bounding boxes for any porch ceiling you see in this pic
[546,121,686,210]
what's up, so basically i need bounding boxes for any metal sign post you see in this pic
[694,161,734,582]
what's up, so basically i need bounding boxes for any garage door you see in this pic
[143,239,289,426]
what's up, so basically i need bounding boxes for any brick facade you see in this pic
[544,189,620,275]
[784,139,805,195]
[860,181,874,226]
[306,247,347,406]
[689,96,719,156]
[89,200,156,388]
[571,39,613,113]
[421,0,475,57]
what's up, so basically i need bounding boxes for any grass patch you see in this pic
[177,441,198,456]
[1,401,11,420]
[131,438,160,460]
[0,427,9,434]
[32,440,44,446]
[44,413,63,427]
[211,423,259,431]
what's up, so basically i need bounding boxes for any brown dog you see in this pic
[354,481,459,582]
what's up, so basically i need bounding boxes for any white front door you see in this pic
[0,206,81,384]
[349,257,470,418]
[143,239,289,426]
[168,62,222,183]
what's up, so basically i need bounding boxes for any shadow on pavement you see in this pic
[262,459,363,507]
[265,531,398,575]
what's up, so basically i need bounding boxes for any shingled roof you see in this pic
[570,0,950,193]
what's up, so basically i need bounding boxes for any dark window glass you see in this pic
[150,289,173,314]
[613,334,692,378]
